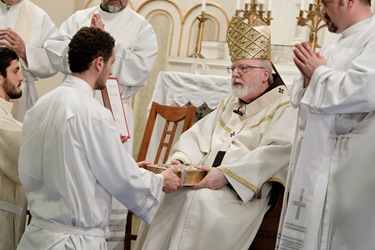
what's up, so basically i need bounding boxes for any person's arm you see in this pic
[21,13,58,78]
[112,21,158,100]
[44,17,75,74]
[83,115,180,224]
[218,102,298,204]
[301,37,375,114]
[170,102,223,164]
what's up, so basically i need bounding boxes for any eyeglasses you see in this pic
[226,65,265,74]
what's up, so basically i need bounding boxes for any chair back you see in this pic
[125,102,196,250]
[137,101,196,163]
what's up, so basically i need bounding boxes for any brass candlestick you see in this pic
[236,0,272,25]
[297,0,327,51]
[190,11,207,59]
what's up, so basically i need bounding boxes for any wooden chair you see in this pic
[124,102,196,250]
[249,182,285,250]
[136,102,196,164]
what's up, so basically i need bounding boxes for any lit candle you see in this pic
[202,0,206,12]
[300,0,306,10]
[236,0,241,10]
[268,0,272,10]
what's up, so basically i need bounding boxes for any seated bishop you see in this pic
[134,15,298,250]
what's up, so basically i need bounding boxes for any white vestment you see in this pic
[135,85,298,250]
[17,76,164,250]
[334,121,375,250]
[0,98,25,250]
[44,7,157,248]
[277,16,375,250]
[0,0,57,121]
[44,6,158,155]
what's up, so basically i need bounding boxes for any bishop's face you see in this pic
[230,59,270,103]
[0,59,24,101]
[101,0,128,13]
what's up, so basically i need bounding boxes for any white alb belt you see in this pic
[31,217,105,238]
[0,200,23,216]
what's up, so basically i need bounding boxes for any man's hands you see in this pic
[192,166,228,190]
[91,13,105,31]
[0,28,26,60]
[293,42,326,88]
[162,165,182,193]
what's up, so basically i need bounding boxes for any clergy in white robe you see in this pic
[0,0,58,121]
[135,88,297,250]
[134,19,299,244]
[17,27,180,250]
[277,1,375,249]
[0,47,25,250]
[44,3,158,247]
[44,0,158,155]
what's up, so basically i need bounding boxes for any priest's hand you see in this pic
[293,42,326,83]
[91,13,105,31]
[191,166,228,190]
[161,165,182,193]
[0,28,26,61]
[137,161,151,168]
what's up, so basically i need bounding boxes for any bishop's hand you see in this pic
[191,165,228,190]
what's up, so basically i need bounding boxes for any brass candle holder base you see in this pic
[189,11,207,59]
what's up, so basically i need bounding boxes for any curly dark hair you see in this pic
[0,47,18,77]
[68,27,115,73]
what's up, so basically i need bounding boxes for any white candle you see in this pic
[236,0,241,10]
[202,0,206,12]
[268,0,272,10]
[300,0,306,10]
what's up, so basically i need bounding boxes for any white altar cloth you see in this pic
[150,71,231,110]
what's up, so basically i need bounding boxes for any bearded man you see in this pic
[277,0,375,249]
[44,2,158,247]
[0,47,25,250]
[134,18,298,250]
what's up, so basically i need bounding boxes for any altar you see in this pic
[150,71,231,110]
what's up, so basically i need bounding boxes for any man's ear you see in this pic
[262,68,271,84]
[94,56,104,72]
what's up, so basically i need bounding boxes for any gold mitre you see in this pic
[226,16,271,61]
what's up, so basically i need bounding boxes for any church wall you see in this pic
[28,0,375,158]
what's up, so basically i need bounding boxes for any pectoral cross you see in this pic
[293,188,306,220]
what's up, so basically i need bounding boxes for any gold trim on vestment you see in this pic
[219,100,290,132]
[267,177,285,187]
[245,101,289,130]
[218,166,261,199]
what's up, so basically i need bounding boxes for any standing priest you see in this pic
[17,27,180,250]
[0,0,57,121]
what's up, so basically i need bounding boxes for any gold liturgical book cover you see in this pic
[101,78,130,141]
[145,164,207,186]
